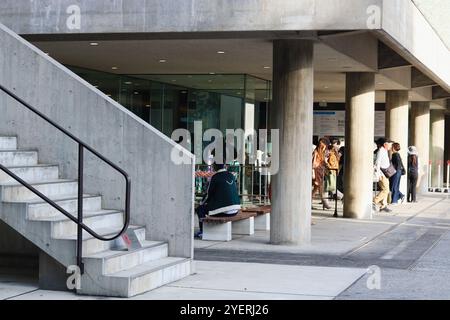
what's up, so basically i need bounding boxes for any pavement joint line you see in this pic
[165,284,336,298]
[3,288,39,300]
[333,269,368,300]
[342,197,446,258]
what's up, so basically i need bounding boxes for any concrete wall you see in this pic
[0,23,194,259]
[0,0,381,34]
[0,0,448,90]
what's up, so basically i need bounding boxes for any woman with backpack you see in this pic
[407,146,420,203]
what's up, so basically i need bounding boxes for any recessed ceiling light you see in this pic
[324,86,329,89]
[159,59,167,63]
[172,79,177,82]
[263,66,271,69]
[145,104,151,107]
[111,66,119,70]
[209,72,215,75]
[134,91,139,95]
[124,81,132,85]
[217,51,225,54]
[90,42,99,46]
[378,82,384,85]
[237,92,242,95]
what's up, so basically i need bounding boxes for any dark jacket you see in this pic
[203,169,241,215]
[408,154,419,178]
[391,153,405,175]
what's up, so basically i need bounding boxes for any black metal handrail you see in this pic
[0,84,131,274]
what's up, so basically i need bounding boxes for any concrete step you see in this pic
[0,164,59,183]
[0,150,38,167]
[42,209,125,238]
[84,240,169,275]
[56,225,146,255]
[79,257,191,297]
[0,179,78,201]
[0,137,17,150]
[22,194,103,220]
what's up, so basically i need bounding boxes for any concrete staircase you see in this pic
[0,135,191,297]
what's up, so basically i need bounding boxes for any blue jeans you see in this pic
[390,170,404,203]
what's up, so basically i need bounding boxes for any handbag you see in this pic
[381,164,397,178]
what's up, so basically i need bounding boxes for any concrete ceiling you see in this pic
[32,38,419,103]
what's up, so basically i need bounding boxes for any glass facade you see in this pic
[70,67,271,141]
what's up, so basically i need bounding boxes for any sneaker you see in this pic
[372,203,378,212]
[381,206,392,213]
[400,195,406,204]
[194,231,203,239]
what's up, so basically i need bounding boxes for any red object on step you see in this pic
[122,234,131,247]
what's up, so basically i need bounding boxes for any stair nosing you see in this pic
[5,194,101,205]
[0,149,38,153]
[1,164,58,169]
[54,225,145,241]
[32,209,123,222]
[0,179,77,187]
[83,241,167,260]
[109,257,190,279]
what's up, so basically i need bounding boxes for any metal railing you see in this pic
[0,84,131,274]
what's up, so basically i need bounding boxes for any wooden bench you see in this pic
[242,205,271,231]
[202,211,257,241]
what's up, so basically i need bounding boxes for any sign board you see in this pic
[313,111,385,137]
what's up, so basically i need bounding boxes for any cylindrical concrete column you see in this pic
[386,90,409,196]
[430,108,445,188]
[270,39,313,245]
[410,102,430,194]
[344,73,375,219]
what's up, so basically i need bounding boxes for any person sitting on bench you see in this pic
[195,163,241,239]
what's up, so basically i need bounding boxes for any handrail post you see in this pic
[77,144,84,274]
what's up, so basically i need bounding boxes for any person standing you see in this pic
[373,138,394,212]
[312,137,332,209]
[390,143,406,204]
[407,146,420,203]
[325,138,343,200]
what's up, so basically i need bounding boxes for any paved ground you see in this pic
[1,193,449,300]
[1,262,366,300]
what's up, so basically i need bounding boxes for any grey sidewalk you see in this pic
[1,194,449,300]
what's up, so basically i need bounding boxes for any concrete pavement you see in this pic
[1,193,449,300]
